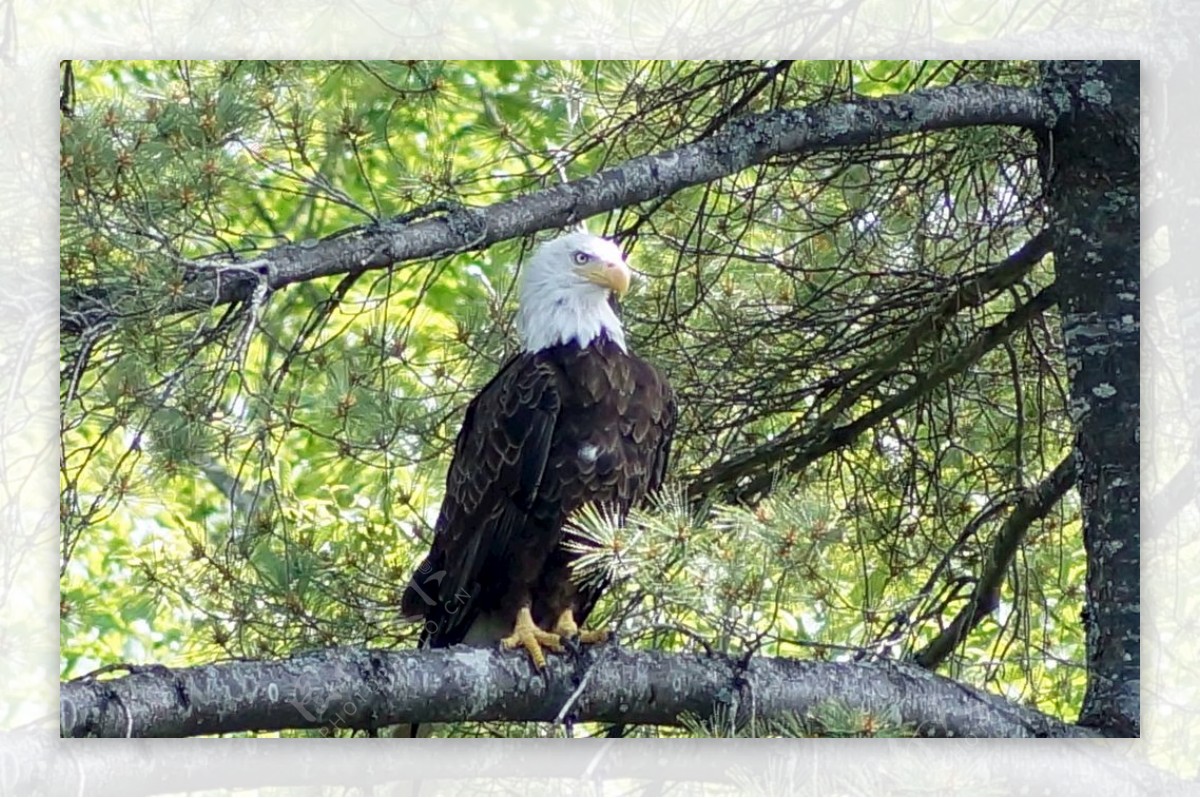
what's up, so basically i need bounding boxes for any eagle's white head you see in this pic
[515,232,631,353]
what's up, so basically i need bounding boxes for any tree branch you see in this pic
[61,83,1051,337]
[913,451,1078,669]
[60,644,1095,738]
[814,230,1053,428]
[687,283,1059,501]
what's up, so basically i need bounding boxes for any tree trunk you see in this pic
[1040,60,1140,737]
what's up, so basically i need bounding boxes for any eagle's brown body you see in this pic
[401,331,675,650]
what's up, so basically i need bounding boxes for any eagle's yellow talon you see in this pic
[552,608,610,645]
[576,628,610,644]
[501,607,563,669]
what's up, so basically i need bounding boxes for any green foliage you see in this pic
[60,60,1083,737]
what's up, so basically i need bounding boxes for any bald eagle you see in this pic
[401,232,676,670]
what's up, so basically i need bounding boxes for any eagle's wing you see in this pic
[572,358,678,627]
[645,364,677,495]
[401,353,562,647]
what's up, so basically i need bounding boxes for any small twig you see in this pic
[71,662,140,682]
[553,644,611,727]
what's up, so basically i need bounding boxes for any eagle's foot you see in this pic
[501,606,563,670]
[552,608,610,645]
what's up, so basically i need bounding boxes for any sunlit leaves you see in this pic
[60,60,1084,737]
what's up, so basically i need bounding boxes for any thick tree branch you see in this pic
[61,83,1051,337]
[60,644,1094,738]
[913,452,1078,669]
[687,283,1058,501]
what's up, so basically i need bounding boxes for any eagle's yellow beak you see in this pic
[579,260,631,297]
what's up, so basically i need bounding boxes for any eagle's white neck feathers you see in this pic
[515,233,629,353]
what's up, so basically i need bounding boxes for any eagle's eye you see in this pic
[571,251,591,265]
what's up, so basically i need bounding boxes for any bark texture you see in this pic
[1040,60,1140,737]
[59,644,1095,739]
